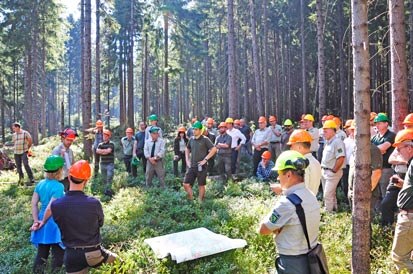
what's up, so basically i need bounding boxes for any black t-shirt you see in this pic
[187,136,214,167]
[97,141,115,164]
[371,130,396,168]
[51,191,104,248]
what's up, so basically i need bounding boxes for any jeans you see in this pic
[100,163,114,189]
[14,152,34,181]
[380,188,400,226]
[33,244,64,273]
[123,155,137,177]
[173,151,186,176]
[216,154,232,183]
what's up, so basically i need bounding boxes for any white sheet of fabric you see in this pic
[144,227,247,263]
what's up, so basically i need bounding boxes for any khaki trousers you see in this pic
[391,213,413,272]
[145,160,165,187]
[321,168,343,212]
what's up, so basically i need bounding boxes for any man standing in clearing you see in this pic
[12,122,35,185]
[251,116,271,176]
[215,122,232,183]
[321,120,346,212]
[226,118,246,174]
[52,128,78,191]
[96,130,115,197]
[302,114,319,159]
[268,115,283,162]
[183,121,217,201]
[133,121,147,173]
[121,128,136,177]
[144,127,166,188]
[259,150,320,273]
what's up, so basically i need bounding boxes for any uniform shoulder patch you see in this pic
[269,210,281,224]
[338,148,343,153]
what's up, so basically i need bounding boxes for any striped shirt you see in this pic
[13,130,31,154]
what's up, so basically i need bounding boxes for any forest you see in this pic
[0,0,412,273]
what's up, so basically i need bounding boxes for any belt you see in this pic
[400,209,413,214]
[69,244,101,250]
[322,167,333,171]
[270,142,280,144]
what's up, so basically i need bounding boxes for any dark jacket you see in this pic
[174,136,189,155]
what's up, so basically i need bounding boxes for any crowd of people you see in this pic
[7,110,413,273]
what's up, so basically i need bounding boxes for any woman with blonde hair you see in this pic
[30,155,65,273]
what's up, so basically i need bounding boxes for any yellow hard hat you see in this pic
[322,120,337,129]
[225,117,234,124]
[303,114,315,122]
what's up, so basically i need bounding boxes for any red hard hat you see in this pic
[261,151,272,160]
[103,129,112,137]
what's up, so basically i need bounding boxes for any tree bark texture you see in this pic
[351,0,371,273]
[95,0,101,119]
[316,0,326,120]
[227,0,238,118]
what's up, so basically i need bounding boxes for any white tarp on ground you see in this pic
[144,227,247,263]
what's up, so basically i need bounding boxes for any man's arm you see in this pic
[333,156,345,173]
[157,139,166,159]
[258,223,280,235]
[26,132,33,148]
[377,142,392,155]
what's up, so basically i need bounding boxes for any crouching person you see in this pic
[259,151,320,274]
[39,160,119,273]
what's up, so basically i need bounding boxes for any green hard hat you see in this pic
[192,121,203,129]
[131,156,140,166]
[44,155,65,172]
[149,126,160,133]
[374,113,389,123]
[274,150,308,171]
[284,119,293,126]
[148,114,158,121]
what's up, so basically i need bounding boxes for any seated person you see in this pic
[256,151,276,181]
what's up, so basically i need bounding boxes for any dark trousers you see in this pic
[276,254,310,274]
[340,165,350,205]
[64,246,116,273]
[173,151,186,176]
[33,244,64,273]
[380,188,400,226]
[123,155,137,177]
[217,154,232,182]
[60,177,70,192]
[14,152,34,181]
[231,148,238,174]
[253,148,268,176]
[93,149,100,176]
[136,151,147,173]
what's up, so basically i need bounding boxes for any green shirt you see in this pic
[187,136,214,167]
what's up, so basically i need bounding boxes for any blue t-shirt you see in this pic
[31,179,65,246]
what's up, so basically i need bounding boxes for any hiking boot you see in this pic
[25,180,35,186]
[17,178,24,186]
[104,189,114,197]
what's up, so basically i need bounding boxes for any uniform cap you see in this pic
[44,155,65,172]
[274,150,308,171]
[374,113,389,123]
[393,129,413,147]
[149,126,160,133]
[261,151,272,160]
[303,114,315,122]
[287,129,313,145]
[148,114,158,121]
[323,120,337,129]
[343,119,354,129]
[370,112,378,121]
[69,160,92,181]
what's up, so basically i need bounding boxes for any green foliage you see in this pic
[0,137,400,273]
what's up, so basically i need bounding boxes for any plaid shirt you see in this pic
[13,130,31,154]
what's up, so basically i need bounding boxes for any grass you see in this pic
[0,132,399,273]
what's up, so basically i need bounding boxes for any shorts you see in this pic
[65,245,117,273]
[183,166,207,186]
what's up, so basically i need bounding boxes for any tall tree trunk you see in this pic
[119,39,125,124]
[390,0,409,132]
[316,0,326,120]
[143,32,149,121]
[262,0,269,116]
[249,0,263,116]
[82,0,92,159]
[338,1,347,119]
[95,0,101,119]
[300,0,307,114]
[351,0,371,272]
[227,0,238,118]
[409,0,413,110]
[163,12,169,117]
[0,80,5,143]
[127,0,135,128]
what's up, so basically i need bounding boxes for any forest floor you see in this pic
[0,132,399,273]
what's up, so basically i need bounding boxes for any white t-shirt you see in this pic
[304,153,322,196]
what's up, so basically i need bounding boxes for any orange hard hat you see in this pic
[178,127,186,133]
[96,120,104,127]
[269,116,277,122]
[403,113,413,125]
[69,160,92,181]
[258,116,267,123]
[207,118,214,124]
[370,112,377,121]
[393,129,413,147]
[287,129,313,145]
[332,117,341,127]
[261,151,272,160]
[321,115,328,121]
[103,129,112,137]
[126,127,134,133]
[218,122,227,128]
[325,115,334,121]
[343,119,353,129]
[234,119,241,125]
